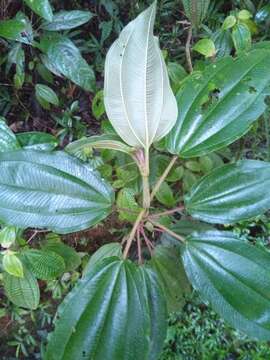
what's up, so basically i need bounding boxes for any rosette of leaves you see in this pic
[1,2,270,359]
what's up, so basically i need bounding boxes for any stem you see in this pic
[149,205,185,218]
[150,220,186,244]
[142,175,151,209]
[185,26,193,73]
[150,155,178,201]
[123,210,145,259]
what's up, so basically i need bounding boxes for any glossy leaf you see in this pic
[0,19,26,41]
[185,160,270,224]
[17,131,58,151]
[0,119,20,152]
[3,269,40,309]
[45,258,167,360]
[104,2,177,149]
[182,230,270,340]
[35,84,59,107]
[0,150,114,234]
[22,249,65,280]
[83,243,122,275]
[40,35,95,92]
[41,10,93,31]
[24,0,53,22]
[149,245,190,312]
[255,5,270,25]
[166,49,270,157]
[232,23,251,53]
[3,253,24,278]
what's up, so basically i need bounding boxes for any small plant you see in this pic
[1,1,270,360]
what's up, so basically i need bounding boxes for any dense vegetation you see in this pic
[1,0,270,359]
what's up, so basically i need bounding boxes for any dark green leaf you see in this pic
[35,84,59,107]
[17,131,58,151]
[24,0,53,22]
[255,5,270,25]
[45,258,167,360]
[149,245,190,312]
[40,35,95,92]
[22,249,65,280]
[41,10,93,31]
[0,118,20,152]
[3,268,40,309]
[185,160,270,224]
[83,243,122,275]
[155,182,176,207]
[181,0,210,28]
[0,150,114,234]
[182,230,270,340]
[232,23,251,53]
[117,188,141,222]
[166,49,270,157]
[212,29,233,58]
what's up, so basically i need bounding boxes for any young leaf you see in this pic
[40,35,95,92]
[0,226,17,248]
[104,2,177,149]
[41,10,93,31]
[0,150,114,234]
[3,253,24,278]
[166,49,270,157]
[35,84,59,108]
[185,160,270,224]
[0,118,20,152]
[222,15,237,30]
[3,269,40,309]
[0,19,26,41]
[22,249,65,280]
[23,0,53,22]
[182,230,270,340]
[92,90,105,120]
[16,131,58,151]
[45,258,167,360]
[149,245,191,312]
[193,38,216,58]
[83,243,122,275]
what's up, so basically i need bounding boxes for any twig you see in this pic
[123,210,145,259]
[27,229,49,243]
[185,26,193,73]
[150,155,178,201]
[140,227,154,255]
[149,220,186,244]
[149,206,185,218]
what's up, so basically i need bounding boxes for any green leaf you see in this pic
[43,239,81,272]
[181,0,210,28]
[24,0,53,22]
[45,258,167,360]
[41,10,93,31]
[16,131,58,151]
[0,150,114,234]
[0,226,17,248]
[166,49,270,157]
[92,90,105,120]
[232,23,251,53]
[238,10,252,21]
[104,2,177,149]
[83,243,122,275]
[0,19,26,41]
[212,29,233,58]
[117,188,141,222]
[149,245,190,312]
[22,249,65,280]
[0,118,20,152]
[167,62,187,93]
[255,5,270,25]
[182,230,270,340]
[193,38,216,58]
[222,15,237,30]
[35,84,59,108]
[185,160,270,224]
[155,181,176,207]
[40,35,95,92]
[3,268,40,309]
[3,253,24,278]
[66,134,134,158]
